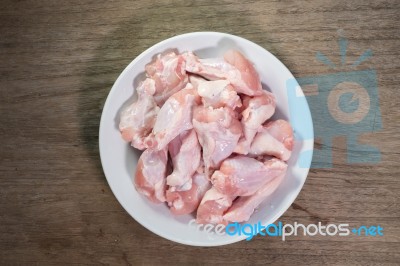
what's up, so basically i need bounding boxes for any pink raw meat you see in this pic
[235,90,276,154]
[223,159,287,222]
[184,50,263,96]
[166,173,211,215]
[196,187,235,224]
[145,52,188,106]
[134,147,168,203]
[192,106,242,176]
[119,78,160,150]
[211,156,284,197]
[249,119,294,161]
[167,129,201,188]
[145,84,201,151]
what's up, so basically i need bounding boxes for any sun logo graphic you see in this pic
[287,35,382,168]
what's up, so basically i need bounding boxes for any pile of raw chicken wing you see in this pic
[119,50,294,224]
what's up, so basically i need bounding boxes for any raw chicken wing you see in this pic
[166,173,211,215]
[193,106,242,176]
[235,90,276,154]
[135,147,168,203]
[196,187,235,224]
[145,84,200,150]
[223,50,263,95]
[211,156,283,197]
[167,129,201,187]
[184,50,263,96]
[249,119,294,161]
[119,78,160,150]
[223,159,287,222]
[197,80,242,109]
[146,52,188,106]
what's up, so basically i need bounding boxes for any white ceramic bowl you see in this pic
[99,32,313,246]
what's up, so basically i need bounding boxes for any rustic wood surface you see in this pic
[1,0,399,265]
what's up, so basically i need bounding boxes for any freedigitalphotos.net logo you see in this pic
[287,35,382,168]
[224,222,384,241]
[189,219,384,241]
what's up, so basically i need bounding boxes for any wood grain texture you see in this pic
[0,0,399,265]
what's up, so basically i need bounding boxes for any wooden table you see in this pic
[1,0,399,265]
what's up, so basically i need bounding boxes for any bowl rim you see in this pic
[99,31,314,246]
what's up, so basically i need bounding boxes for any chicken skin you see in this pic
[134,147,168,203]
[167,129,201,188]
[235,90,276,154]
[145,52,188,106]
[184,50,263,96]
[196,187,235,224]
[211,156,284,197]
[249,119,294,161]
[119,78,160,150]
[223,159,287,223]
[193,106,242,176]
[166,173,211,215]
[145,84,200,151]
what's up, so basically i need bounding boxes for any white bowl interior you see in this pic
[99,32,313,246]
